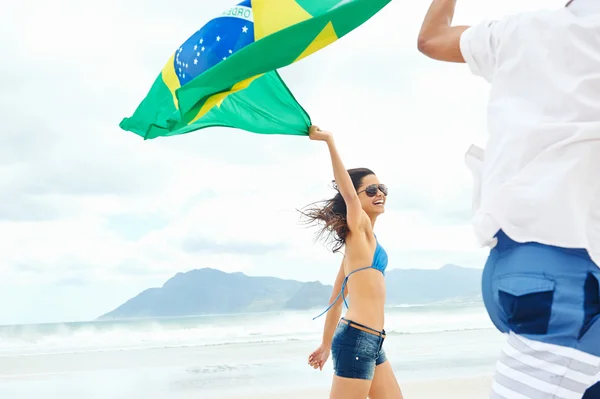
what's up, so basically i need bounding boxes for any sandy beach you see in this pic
[224,376,494,399]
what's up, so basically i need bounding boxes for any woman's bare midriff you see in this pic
[343,232,386,331]
[344,270,386,331]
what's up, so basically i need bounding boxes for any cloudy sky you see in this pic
[1,0,564,325]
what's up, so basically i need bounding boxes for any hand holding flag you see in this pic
[120,0,392,140]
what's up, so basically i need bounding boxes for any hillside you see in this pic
[98,265,482,320]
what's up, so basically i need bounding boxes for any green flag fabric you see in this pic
[120,0,391,140]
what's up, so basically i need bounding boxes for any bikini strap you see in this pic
[312,266,374,320]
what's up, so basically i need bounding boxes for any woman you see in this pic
[301,125,403,399]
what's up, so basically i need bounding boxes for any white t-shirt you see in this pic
[460,0,600,266]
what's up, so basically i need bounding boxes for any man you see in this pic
[417,0,600,398]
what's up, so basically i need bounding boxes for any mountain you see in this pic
[385,264,482,304]
[97,265,482,320]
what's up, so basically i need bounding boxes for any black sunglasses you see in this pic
[358,184,388,197]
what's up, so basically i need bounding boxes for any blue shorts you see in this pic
[482,230,600,357]
[331,318,387,380]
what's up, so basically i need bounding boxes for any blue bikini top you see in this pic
[371,240,388,275]
[312,237,388,320]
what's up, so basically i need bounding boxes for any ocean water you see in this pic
[0,303,505,398]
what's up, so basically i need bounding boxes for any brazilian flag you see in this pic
[120,0,391,139]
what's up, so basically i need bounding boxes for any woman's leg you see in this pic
[368,360,404,399]
[330,376,372,399]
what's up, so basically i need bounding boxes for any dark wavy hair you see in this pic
[298,168,375,253]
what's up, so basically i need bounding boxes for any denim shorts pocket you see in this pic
[331,324,359,372]
[333,343,358,375]
[496,274,556,335]
[578,272,600,352]
[356,334,380,360]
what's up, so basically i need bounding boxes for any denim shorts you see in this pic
[482,230,600,357]
[331,318,387,380]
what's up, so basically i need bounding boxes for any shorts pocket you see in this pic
[333,345,358,376]
[331,325,361,376]
[496,274,556,335]
[579,272,600,343]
